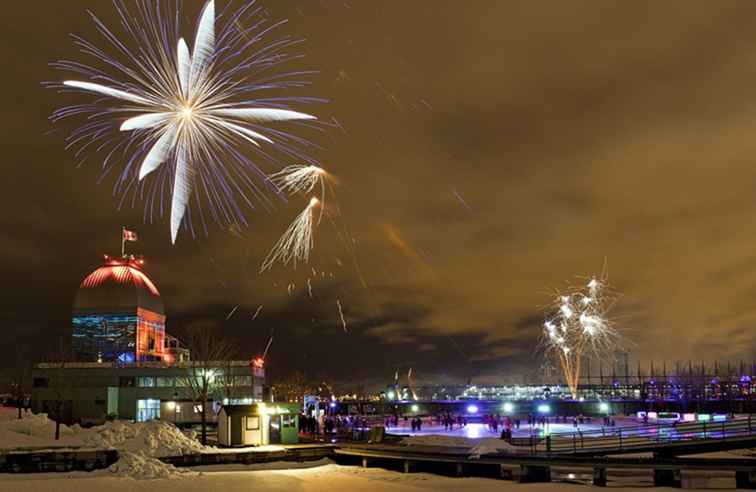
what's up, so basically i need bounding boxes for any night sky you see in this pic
[2,1,756,390]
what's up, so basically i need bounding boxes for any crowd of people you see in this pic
[299,412,370,436]
[297,410,620,442]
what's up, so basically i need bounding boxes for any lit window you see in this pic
[137,376,155,387]
[246,416,260,430]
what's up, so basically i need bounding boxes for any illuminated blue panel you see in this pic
[72,314,137,362]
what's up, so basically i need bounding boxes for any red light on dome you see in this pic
[252,358,264,368]
[80,264,160,296]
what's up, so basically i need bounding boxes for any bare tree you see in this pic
[9,347,30,419]
[42,339,73,440]
[178,323,236,445]
[273,371,313,402]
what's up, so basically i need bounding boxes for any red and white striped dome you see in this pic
[74,256,164,315]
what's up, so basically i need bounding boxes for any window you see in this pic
[245,416,259,430]
[193,405,203,414]
[137,376,155,387]
[156,377,174,388]
[33,377,48,388]
[136,399,160,422]
[236,376,252,387]
[282,414,296,428]
[119,377,135,387]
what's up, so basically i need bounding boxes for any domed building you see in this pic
[72,255,166,363]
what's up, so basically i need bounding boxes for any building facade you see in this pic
[31,361,265,425]
[31,253,265,425]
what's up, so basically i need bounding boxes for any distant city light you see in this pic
[329,402,336,408]
[502,402,514,413]
[387,391,395,399]
[411,404,419,412]
[537,404,551,414]
[466,404,479,414]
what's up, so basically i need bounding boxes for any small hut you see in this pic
[218,403,299,447]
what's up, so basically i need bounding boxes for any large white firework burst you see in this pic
[51,0,322,243]
[541,275,621,399]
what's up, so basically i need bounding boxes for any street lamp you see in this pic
[172,392,179,424]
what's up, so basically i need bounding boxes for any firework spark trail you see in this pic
[260,197,319,271]
[225,305,238,321]
[336,299,347,333]
[251,305,263,320]
[307,278,313,298]
[452,189,473,214]
[262,334,274,359]
[50,0,323,243]
[270,164,326,197]
[541,274,621,399]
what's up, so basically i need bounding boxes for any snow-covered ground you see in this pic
[400,434,522,458]
[0,462,726,492]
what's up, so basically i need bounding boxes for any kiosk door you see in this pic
[269,415,281,444]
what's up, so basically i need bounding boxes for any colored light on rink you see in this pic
[503,402,514,413]
[599,402,609,413]
[713,414,727,422]
[647,412,658,420]
[697,414,711,422]
[411,404,419,413]
[537,404,551,414]
[682,413,696,422]
[466,404,479,414]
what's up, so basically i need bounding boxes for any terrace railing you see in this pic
[511,416,756,455]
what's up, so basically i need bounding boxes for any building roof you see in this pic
[220,404,261,416]
[73,255,164,315]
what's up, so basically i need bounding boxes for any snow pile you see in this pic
[104,451,195,480]
[83,420,206,457]
[400,435,520,458]
[84,421,206,480]
[2,410,76,440]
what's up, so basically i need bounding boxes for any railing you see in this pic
[512,416,756,455]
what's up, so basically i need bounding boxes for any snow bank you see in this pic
[3,411,75,440]
[83,420,207,479]
[0,410,207,479]
[400,435,520,458]
[103,451,196,480]
[83,420,206,457]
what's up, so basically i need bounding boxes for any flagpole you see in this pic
[121,226,125,258]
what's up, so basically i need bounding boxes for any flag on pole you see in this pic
[123,228,138,242]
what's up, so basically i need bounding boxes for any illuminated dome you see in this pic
[74,255,164,315]
[72,255,166,363]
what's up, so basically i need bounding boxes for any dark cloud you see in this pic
[1,1,756,389]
